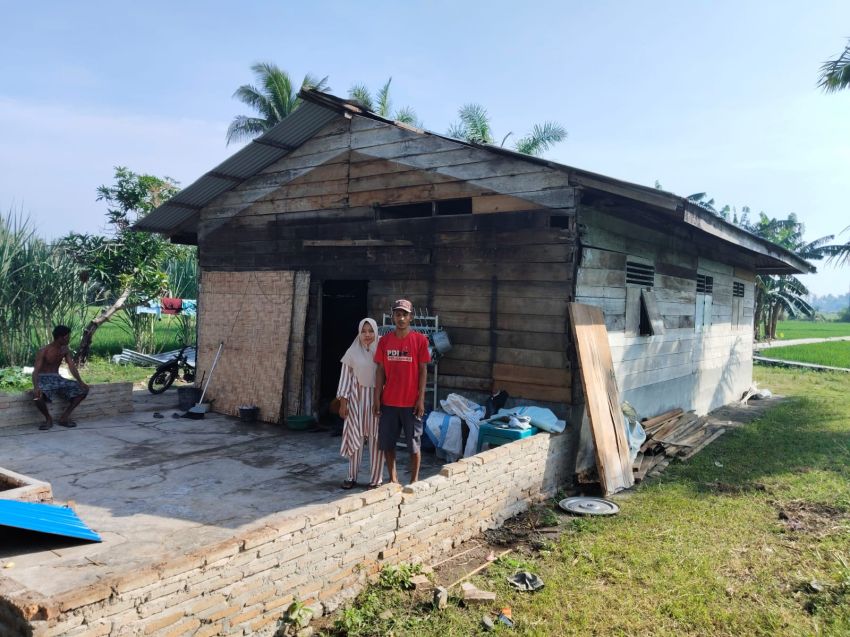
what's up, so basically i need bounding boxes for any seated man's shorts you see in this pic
[378,405,423,454]
[38,374,87,401]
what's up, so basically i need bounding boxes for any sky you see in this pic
[2,0,849,296]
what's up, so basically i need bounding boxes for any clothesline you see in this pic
[135,298,197,318]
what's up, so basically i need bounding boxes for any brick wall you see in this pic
[18,431,572,636]
[197,271,295,423]
[0,383,133,430]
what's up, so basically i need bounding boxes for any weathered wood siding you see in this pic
[196,115,578,414]
[576,207,756,416]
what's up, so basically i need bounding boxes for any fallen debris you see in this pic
[507,571,544,592]
[461,581,497,601]
[558,496,619,516]
[410,574,432,591]
[433,586,448,610]
[497,607,515,628]
[632,408,728,481]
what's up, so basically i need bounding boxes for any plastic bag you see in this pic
[485,405,566,434]
[424,411,463,461]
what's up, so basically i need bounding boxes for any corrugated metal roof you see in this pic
[0,499,102,542]
[134,101,338,234]
[133,90,813,274]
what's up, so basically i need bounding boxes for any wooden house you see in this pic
[136,90,812,425]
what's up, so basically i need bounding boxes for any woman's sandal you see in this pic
[341,479,357,490]
[368,482,383,489]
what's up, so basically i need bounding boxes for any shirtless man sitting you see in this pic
[32,325,89,430]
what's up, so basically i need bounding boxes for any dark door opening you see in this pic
[320,280,369,408]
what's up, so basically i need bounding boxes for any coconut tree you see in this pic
[347,77,419,125]
[447,103,566,156]
[818,38,850,93]
[226,63,330,145]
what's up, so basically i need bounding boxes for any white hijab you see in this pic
[340,318,380,388]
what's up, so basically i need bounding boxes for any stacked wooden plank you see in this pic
[632,408,727,481]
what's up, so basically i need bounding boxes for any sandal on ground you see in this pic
[341,479,357,490]
[39,422,53,431]
[58,421,77,428]
[368,482,383,489]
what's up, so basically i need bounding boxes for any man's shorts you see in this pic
[37,374,87,401]
[378,405,424,454]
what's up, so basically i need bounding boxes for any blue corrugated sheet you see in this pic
[0,500,102,542]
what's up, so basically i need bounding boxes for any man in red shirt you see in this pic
[373,299,431,484]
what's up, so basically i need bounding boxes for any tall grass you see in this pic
[0,209,88,366]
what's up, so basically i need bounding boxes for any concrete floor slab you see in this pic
[0,389,442,598]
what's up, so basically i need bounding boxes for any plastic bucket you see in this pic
[177,386,203,411]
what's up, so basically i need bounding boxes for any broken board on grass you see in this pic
[569,302,634,495]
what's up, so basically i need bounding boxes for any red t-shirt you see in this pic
[374,330,431,407]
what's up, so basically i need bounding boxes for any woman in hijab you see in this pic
[337,318,384,489]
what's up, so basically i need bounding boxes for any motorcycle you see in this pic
[147,345,196,394]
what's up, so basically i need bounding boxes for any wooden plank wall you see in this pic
[576,206,756,416]
[196,115,579,414]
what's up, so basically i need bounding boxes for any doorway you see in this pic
[320,280,369,406]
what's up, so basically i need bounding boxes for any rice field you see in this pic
[759,341,850,369]
[88,313,187,358]
[774,320,850,340]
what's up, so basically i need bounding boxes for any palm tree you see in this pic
[818,39,850,93]
[447,104,495,144]
[227,63,330,145]
[447,103,567,156]
[347,77,419,125]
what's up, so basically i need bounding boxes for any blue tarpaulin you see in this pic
[0,500,102,542]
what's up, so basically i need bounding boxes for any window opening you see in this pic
[549,215,571,229]
[626,261,655,287]
[695,272,713,331]
[696,274,714,294]
[733,281,745,298]
[435,198,472,215]
[377,202,433,220]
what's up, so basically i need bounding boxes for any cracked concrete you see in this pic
[0,388,441,598]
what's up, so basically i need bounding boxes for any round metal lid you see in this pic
[558,496,620,516]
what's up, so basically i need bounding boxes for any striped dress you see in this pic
[337,364,384,485]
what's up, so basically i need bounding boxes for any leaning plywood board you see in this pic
[286,271,311,416]
[569,303,634,494]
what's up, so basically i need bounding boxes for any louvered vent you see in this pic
[626,261,655,287]
[697,274,714,294]
[733,281,745,298]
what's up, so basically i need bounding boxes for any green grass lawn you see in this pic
[324,367,850,636]
[774,320,850,341]
[0,357,154,394]
[760,342,850,369]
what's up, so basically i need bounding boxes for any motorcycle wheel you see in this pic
[148,368,178,394]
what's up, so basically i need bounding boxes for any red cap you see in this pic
[392,299,414,313]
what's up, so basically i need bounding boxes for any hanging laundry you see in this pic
[181,299,197,317]
[161,298,182,315]
[135,299,161,318]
